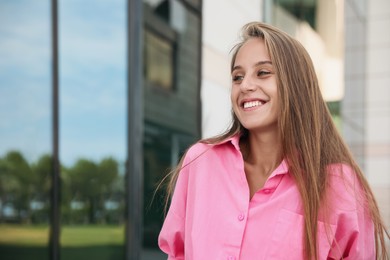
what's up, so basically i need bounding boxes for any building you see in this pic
[201,0,264,138]
[343,0,390,247]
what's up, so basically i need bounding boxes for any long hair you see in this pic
[163,22,389,259]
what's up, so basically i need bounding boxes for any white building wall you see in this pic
[366,0,390,237]
[273,1,344,102]
[344,0,390,245]
[201,0,263,138]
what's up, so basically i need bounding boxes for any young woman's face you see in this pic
[231,38,279,133]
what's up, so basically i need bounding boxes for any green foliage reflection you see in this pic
[0,151,50,224]
[0,151,125,259]
[61,157,124,225]
[0,151,124,225]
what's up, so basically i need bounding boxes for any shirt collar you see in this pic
[270,159,289,177]
[214,134,289,176]
[213,133,241,151]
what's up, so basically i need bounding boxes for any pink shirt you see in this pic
[158,135,375,260]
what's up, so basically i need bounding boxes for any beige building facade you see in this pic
[201,0,264,138]
[343,0,390,246]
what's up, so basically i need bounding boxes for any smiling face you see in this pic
[231,38,279,134]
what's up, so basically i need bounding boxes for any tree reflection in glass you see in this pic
[58,0,126,259]
[0,1,51,259]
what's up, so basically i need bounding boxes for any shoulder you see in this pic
[326,163,361,191]
[185,142,212,158]
[323,164,375,259]
[184,138,237,162]
[325,163,367,213]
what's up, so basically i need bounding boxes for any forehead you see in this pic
[234,38,270,65]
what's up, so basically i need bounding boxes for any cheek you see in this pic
[230,92,240,112]
[230,91,235,105]
[230,87,239,103]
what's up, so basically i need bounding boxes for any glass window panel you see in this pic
[142,123,195,260]
[145,30,174,90]
[141,1,201,259]
[327,101,341,131]
[58,1,126,259]
[0,1,51,260]
[275,0,317,28]
[184,0,201,9]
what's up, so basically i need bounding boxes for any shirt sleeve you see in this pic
[327,164,376,259]
[158,210,185,260]
[158,150,192,259]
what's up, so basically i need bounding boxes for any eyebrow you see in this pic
[231,60,273,73]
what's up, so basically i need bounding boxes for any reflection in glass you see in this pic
[143,123,194,249]
[0,1,51,260]
[142,1,201,259]
[59,1,126,259]
[144,30,175,90]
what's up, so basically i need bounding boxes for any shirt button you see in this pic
[237,213,245,221]
[263,188,272,194]
[227,256,236,260]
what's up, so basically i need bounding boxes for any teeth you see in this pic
[243,101,262,109]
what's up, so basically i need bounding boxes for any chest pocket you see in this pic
[266,209,336,259]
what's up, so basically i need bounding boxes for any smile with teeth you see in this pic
[243,100,265,109]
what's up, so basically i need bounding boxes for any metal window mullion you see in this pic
[126,0,144,259]
[50,0,60,259]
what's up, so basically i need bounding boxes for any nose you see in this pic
[240,76,257,92]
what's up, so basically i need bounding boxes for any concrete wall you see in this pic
[273,1,344,102]
[201,0,263,138]
[343,0,390,244]
[365,0,390,238]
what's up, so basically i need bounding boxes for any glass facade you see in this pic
[144,30,175,90]
[58,1,127,259]
[142,0,201,258]
[0,1,51,259]
[0,0,201,259]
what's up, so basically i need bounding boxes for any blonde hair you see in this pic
[163,22,389,259]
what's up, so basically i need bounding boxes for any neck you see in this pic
[241,130,283,173]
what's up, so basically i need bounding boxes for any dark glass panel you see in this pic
[141,1,201,259]
[144,30,175,90]
[275,0,317,28]
[184,0,202,10]
[144,0,170,21]
[327,101,341,131]
[58,1,126,259]
[0,1,51,260]
[142,123,195,260]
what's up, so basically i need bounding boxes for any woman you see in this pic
[158,22,389,260]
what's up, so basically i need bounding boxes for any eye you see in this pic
[257,70,271,77]
[232,75,244,83]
